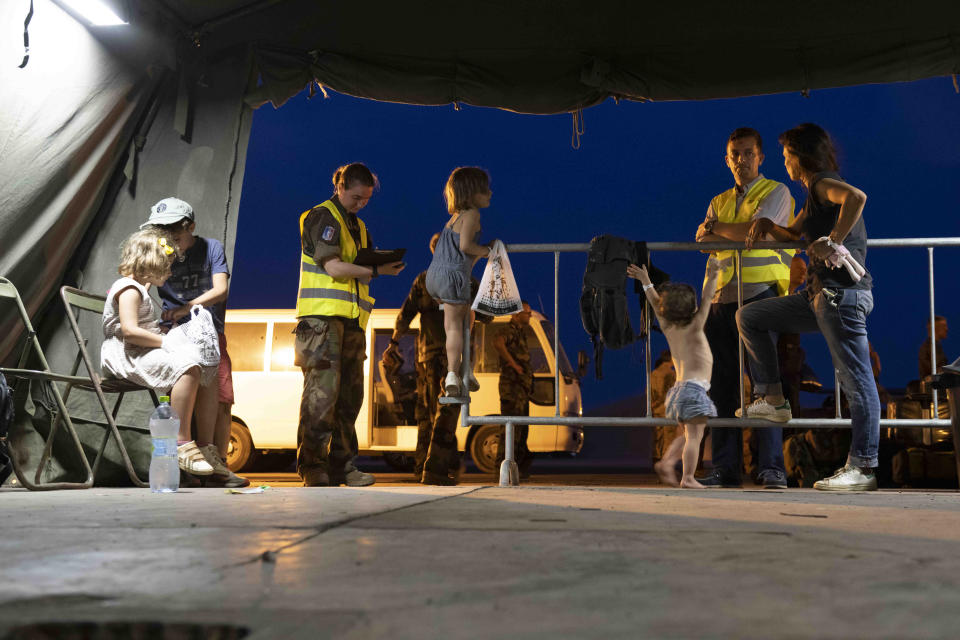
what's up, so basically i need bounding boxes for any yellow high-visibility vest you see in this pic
[706,178,795,297]
[296,200,375,328]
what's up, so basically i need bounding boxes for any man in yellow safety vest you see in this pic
[294,163,405,487]
[694,127,795,489]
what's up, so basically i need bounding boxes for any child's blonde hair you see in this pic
[444,167,490,214]
[118,228,176,282]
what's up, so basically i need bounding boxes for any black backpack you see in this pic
[579,235,668,379]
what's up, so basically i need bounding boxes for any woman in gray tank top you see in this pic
[425,167,495,398]
[739,123,880,492]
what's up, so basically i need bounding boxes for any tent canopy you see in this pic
[149,0,959,113]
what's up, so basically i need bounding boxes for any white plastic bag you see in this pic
[162,305,220,367]
[472,240,523,316]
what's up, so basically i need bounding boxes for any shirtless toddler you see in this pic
[628,257,722,488]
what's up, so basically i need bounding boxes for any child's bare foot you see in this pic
[654,460,679,487]
[680,476,705,489]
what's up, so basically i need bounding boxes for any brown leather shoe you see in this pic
[300,469,331,487]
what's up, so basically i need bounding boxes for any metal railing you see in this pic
[448,237,959,487]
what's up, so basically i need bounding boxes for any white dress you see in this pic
[100,277,214,392]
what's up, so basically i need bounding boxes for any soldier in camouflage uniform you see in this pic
[295,163,405,487]
[296,319,368,483]
[649,349,678,460]
[421,403,463,485]
[494,301,534,475]
[385,235,487,480]
[784,429,851,487]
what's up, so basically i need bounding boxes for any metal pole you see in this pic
[736,250,745,417]
[554,250,560,416]
[645,251,652,418]
[466,414,950,428]
[834,369,841,419]
[499,421,519,486]
[459,309,472,427]
[929,247,939,415]
[504,238,960,254]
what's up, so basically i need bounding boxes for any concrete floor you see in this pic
[2,485,960,639]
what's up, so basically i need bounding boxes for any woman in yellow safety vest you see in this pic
[293,163,405,487]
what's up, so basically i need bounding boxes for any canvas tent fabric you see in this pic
[1,0,252,428]
[1,0,959,435]
[170,1,960,113]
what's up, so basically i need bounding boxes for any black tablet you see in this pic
[353,248,407,266]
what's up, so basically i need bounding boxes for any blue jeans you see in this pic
[705,287,784,479]
[736,288,880,468]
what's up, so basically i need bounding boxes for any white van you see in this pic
[222,308,585,473]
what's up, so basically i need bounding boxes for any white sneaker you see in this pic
[466,372,480,392]
[813,465,877,491]
[177,440,214,476]
[735,397,792,422]
[444,371,461,396]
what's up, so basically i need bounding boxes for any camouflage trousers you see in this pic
[495,384,532,472]
[414,352,447,474]
[653,425,683,460]
[294,317,366,478]
[423,404,461,477]
[784,429,851,488]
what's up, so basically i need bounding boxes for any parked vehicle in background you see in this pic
[223,308,585,473]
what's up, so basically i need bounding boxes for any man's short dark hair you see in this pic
[728,127,763,152]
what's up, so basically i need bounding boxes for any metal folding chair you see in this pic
[0,277,94,490]
[60,286,159,488]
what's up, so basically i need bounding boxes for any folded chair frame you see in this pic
[60,286,158,488]
[0,277,94,490]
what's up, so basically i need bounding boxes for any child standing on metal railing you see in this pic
[425,167,497,398]
[628,257,722,488]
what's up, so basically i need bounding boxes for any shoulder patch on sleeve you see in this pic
[321,225,336,242]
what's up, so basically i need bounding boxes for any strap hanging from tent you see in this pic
[307,79,328,99]
[18,0,34,69]
[571,108,584,149]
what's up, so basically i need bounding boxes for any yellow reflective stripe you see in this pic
[299,288,374,312]
[740,255,787,268]
[301,260,327,275]
[715,250,793,266]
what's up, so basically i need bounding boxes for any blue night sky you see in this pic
[232,78,960,411]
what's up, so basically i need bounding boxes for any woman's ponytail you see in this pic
[332,163,378,193]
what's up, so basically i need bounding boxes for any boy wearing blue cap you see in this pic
[143,197,248,488]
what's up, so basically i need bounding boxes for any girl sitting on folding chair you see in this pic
[101,228,216,478]
[425,167,497,398]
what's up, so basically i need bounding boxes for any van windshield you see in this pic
[539,320,574,377]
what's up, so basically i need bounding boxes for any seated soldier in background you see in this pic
[650,349,679,462]
[919,316,948,380]
[385,233,488,481]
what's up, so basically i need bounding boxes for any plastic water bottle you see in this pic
[149,395,180,493]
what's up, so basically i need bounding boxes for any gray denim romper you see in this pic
[425,225,480,304]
